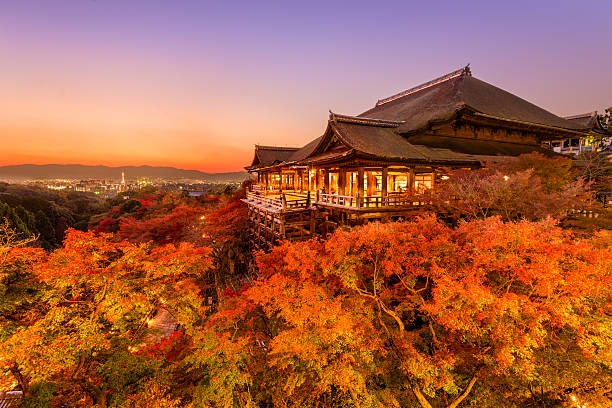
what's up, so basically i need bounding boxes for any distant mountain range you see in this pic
[0,164,249,183]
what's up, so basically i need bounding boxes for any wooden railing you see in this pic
[316,192,423,209]
[246,192,310,210]
[247,192,283,208]
[316,193,360,208]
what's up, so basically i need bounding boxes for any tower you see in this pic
[121,172,125,185]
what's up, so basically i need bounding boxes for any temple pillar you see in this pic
[338,168,346,196]
[323,169,329,193]
[408,168,415,191]
[357,167,364,197]
[366,171,375,196]
[307,166,312,191]
[382,166,388,198]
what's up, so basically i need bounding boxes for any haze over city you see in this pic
[1,0,611,172]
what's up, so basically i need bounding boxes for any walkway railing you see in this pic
[245,192,310,211]
[316,192,423,209]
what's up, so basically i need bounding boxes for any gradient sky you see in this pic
[1,0,611,172]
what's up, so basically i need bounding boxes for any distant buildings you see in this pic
[25,173,239,198]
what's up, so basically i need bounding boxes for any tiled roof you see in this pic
[563,111,600,128]
[406,134,563,157]
[246,66,589,170]
[359,66,587,133]
[305,113,482,164]
[247,145,299,169]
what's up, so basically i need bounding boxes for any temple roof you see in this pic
[300,113,481,165]
[247,145,299,169]
[406,134,561,157]
[359,65,587,134]
[287,136,324,163]
[246,66,586,171]
[563,111,600,128]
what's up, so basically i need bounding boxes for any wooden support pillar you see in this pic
[338,168,346,195]
[310,209,316,234]
[408,168,415,191]
[357,167,364,207]
[382,166,388,204]
[279,171,283,192]
[323,169,329,193]
[366,171,375,196]
[298,170,303,192]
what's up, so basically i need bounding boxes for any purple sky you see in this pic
[1,0,610,171]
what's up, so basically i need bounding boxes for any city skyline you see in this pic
[1,0,611,172]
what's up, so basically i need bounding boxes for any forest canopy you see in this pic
[0,158,611,407]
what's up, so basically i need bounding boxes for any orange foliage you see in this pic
[196,216,612,407]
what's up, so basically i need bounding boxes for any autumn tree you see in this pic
[575,151,612,191]
[428,153,590,221]
[200,190,250,302]
[0,229,213,407]
[598,107,612,132]
[192,216,612,408]
[117,205,206,245]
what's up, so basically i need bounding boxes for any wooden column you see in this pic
[307,166,312,191]
[381,166,389,201]
[338,168,346,196]
[323,169,329,193]
[408,168,415,191]
[357,167,364,201]
[366,171,375,196]
[302,171,307,192]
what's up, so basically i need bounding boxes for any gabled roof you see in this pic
[330,113,430,161]
[564,111,600,128]
[300,113,481,165]
[247,145,299,170]
[287,136,324,163]
[359,65,587,134]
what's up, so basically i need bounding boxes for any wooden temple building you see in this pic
[541,111,611,154]
[243,66,595,249]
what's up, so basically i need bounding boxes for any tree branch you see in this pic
[412,385,433,408]
[9,362,30,396]
[447,375,478,408]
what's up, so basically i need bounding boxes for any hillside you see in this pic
[0,164,249,183]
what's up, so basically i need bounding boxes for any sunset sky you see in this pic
[1,0,611,172]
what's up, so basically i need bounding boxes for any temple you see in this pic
[243,66,599,249]
[541,111,611,154]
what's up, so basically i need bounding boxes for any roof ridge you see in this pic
[563,111,598,120]
[330,111,404,127]
[375,64,471,107]
[255,145,300,151]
